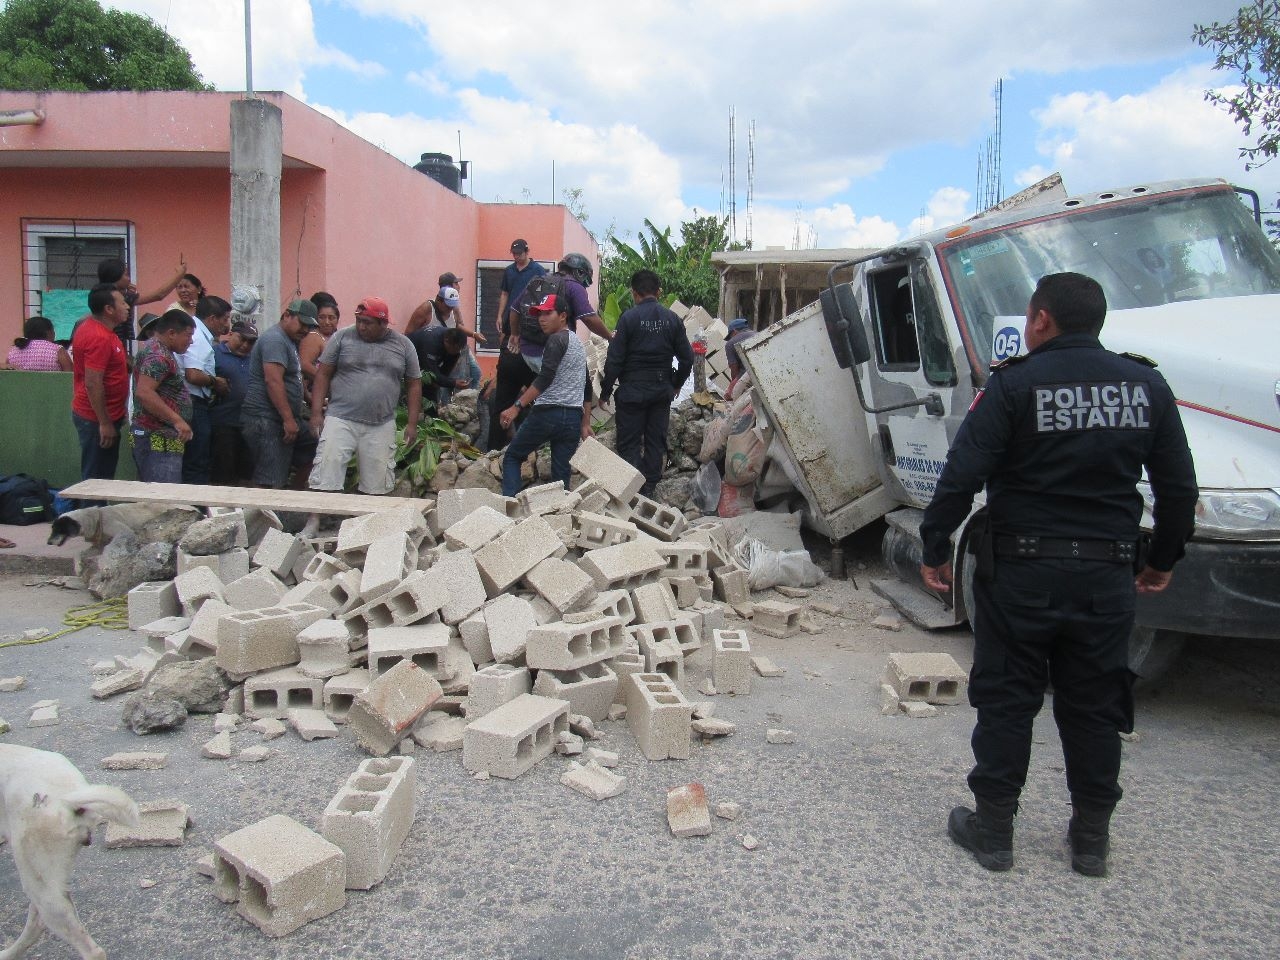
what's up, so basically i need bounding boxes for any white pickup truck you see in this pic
[738,177,1280,678]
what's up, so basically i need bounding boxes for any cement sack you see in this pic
[735,537,824,591]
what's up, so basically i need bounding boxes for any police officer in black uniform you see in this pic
[600,269,695,498]
[919,272,1197,877]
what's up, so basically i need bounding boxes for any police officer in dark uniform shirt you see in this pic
[918,272,1198,877]
[600,269,695,498]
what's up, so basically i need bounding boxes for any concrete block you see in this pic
[212,814,346,937]
[366,624,453,683]
[27,705,59,727]
[433,549,487,624]
[101,751,169,770]
[570,436,645,502]
[885,652,967,704]
[625,672,693,760]
[251,717,285,740]
[606,652,647,705]
[578,540,666,590]
[525,592,560,625]
[630,581,679,625]
[628,493,688,541]
[223,568,289,611]
[474,516,562,595]
[412,712,467,751]
[355,569,447,631]
[323,568,365,616]
[347,661,442,756]
[215,602,329,677]
[439,637,476,695]
[523,556,598,614]
[91,667,145,699]
[443,504,514,552]
[583,746,619,768]
[287,707,339,740]
[573,511,641,551]
[630,622,693,682]
[712,629,752,695]
[360,532,419,602]
[752,656,785,677]
[880,683,901,716]
[244,667,325,719]
[104,799,191,848]
[138,615,191,641]
[694,600,725,639]
[525,617,628,671]
[516,481,580,517]
[214,712,240,732]
[280,578,344,615]
[324,669,369,724]
[655,541,710,579]
[465,663,532,720]
[712,566,751,605]
[290,545,317,585]
[561,760,626,800]
[185,599,234,657]
[668,576,701,609]
[128,580,179,630]
[531,662,618,722]
[321,756,416,890]
[174,566,225,614]
[752,599,803,638]
[252,527,307,580]
[178,548,250,583]
[458,612,493,665]
[301,551,351,583]
[564,588,637,626]
[462,693,570,779]
[666,783,711,837]
[239,744,273,762]
[296,624,353,686]
[434,489,510,533]
[337,506,429,563]
[484,594,538,663]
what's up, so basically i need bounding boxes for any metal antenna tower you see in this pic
[745,119,755,249]
[728,107,737,245]
[976,79,1004,211]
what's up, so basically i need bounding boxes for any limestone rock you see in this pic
[180,515,243,556]
[122,694,188,735]
[145,660,232,714]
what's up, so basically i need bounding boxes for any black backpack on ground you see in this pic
[514,272,570,348]
[0,474,55,525]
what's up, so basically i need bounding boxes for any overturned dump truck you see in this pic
[739,177,1280,678]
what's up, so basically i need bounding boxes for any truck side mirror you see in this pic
[820,282,871,368]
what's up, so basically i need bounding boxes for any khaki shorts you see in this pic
[308,415,398,495]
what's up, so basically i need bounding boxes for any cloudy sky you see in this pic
[108,1,1275,250]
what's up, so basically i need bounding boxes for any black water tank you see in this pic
[413,152,461,194]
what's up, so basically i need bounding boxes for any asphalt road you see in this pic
[0,572,1276,960]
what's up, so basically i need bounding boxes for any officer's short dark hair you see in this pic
[1031,272,1107,335]
[153,309,195,335]
[443,328,467,352]
[196,295,231,320]
[631,269,661,297]
[88,283,121,316]
[97,257,127,285]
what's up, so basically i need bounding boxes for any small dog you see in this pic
[0,744,139,960]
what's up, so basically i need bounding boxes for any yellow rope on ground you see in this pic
[0,597,129,648]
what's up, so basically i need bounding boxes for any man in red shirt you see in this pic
[71,284,132,501]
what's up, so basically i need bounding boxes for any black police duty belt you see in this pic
[993,535,1136,563]
[620,369,671,384]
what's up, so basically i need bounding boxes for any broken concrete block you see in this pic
[483,593,538,664]
[440,637,475,695]
[301,551,351,583]
[105,800,191,848]
[625,673,693,761]
[630,624,687,684]
[872,613,904,632]
[101,751,169,770]
[524,556,598,614]
[697,677,718,696]
[238,745,272,762]
[564,588,637,626]
[766,728,796,744]
[880,682,900,716]
[215,602,329,677]
[367,624,453,683]
[458,611,493,665]
[885,652,968,704]
[751,599,804,638]
[323,669,369,724]
[668,576,701,609]
[288,707,339,741]
[655,541,710,579]
[128,580,180,630]
[692,717,736,737]
[628,492,687,541]
[462,693,571,779]
[185,599,234,657]
[714,801,742,821]
[91,667,146,699]
[252,527,308,581]
[223,567,289,611]
[358,570,448,631]
[712,629,753,696]
[202,731,234,759]
[243,667,324,719]
[568,714,600,740]
[322,756,416,890]
[752,656,785,678]
[174,566,225,615]
[525,616,628,671]
[474,516,562,595]
[178,547,250,584]
[711,566,751,605]
[532,662,619,722]
[434,489,510,534]
[433,549,487,624]
[279,578,343,614]
[465,663,532,720]
[322,568,365,617]
[296,620,353,679]
[631,581,679,625]
[28,705,59,727]
[516,480,580,517]
[584,746,619,768]
[579,539,666,590]
[212,814,346,937]
[412,712,467,751]
[561,759,626,800]
[0,676,25,693]
[250,717,287,740]
[359,532,419,603]
[900,700,939,718]
[667,782,712,837]
[347,661,443,756]
[443,504,514,552]
[570,436,645,502]
[213,712,239,733]
[607,652,647,705]
[555,730,584,755]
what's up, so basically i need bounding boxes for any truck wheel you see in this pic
[1127,626,1187,687]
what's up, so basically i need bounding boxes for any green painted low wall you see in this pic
[0,370,137,489]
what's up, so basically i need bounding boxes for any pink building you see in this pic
[0,90,597,376]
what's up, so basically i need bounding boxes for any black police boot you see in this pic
[948,798,1016,872]
[1068,805,1112,877]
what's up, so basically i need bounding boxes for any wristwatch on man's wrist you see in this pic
[514,399,524,411]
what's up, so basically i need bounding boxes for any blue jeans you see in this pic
[73,412,124,507]
[501,405,582,496]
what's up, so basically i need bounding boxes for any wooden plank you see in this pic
[60,480,433,517]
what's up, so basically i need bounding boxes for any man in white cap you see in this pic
[406,280,485,345]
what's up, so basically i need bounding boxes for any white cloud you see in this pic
[906,186,973,236]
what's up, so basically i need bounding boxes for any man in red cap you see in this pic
[308,295,421,496]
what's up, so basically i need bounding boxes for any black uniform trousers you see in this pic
[968,556,1135,812]
[614,380,673,494]
[488,347,537,450]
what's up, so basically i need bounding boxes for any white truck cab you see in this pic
[739,178,1280,677]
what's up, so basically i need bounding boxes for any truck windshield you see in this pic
[940,187,1280,367]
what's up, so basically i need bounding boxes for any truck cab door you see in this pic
[857,259,963,507]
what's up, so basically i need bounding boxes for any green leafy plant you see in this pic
[394,411,482,494]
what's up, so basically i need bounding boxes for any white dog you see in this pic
[0,744,139,960]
